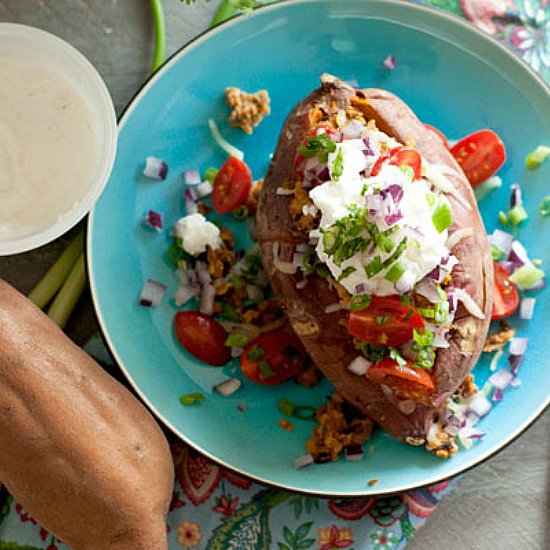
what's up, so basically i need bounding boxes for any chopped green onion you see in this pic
[526,145,550,170]
[508,204,528,226]
[248,344,266,361]
[179,393,205,406]
[224,332,250,348]
[258,360,274,378]
[539,196,550,217]
[498,210,509,226]
[350,294,372,311]
[412,329,435,369]
[292,406,316,420]
[316,265,331,278]
[474,176,502,202]
[204,167,219,183]
[400,295,410,306]
[404,308,414,320]
[432,199,453,233]
[418,307,435,319]
[491,246,503,261]
[384,262,405,283]
[382,237,408,269]
[425,193,436,208]
[233,204,249,221]
[375,233,394,253]
[389,347,407,366]
[413,328,434,347]
[222,303,241,323]
[434,300,449,324]
[297,133,337,163]
[278,399,295,417]
[365,256,383,278]
[332,150,344,181]
[337,266,356,282]
[399,165,415,180]
[375,315,390,326]
[229,275,246,289]
[360,343,386,363]
[509,264,545,289]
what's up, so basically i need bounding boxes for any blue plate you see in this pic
[88,0,550,496]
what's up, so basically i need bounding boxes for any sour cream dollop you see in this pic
[173,213,221,256]
[309,130,452,296]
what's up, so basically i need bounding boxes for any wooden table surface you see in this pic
[1,1,549,548]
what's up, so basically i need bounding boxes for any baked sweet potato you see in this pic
[0,279,174,549]
[257,75,492,449]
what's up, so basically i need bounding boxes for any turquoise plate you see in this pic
[88,0,550,496]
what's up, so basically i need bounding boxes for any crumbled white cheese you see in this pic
[173,213,221,256]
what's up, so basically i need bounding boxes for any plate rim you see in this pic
[87,0,550,497]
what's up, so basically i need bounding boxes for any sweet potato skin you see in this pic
[0,279,174,550]
[257,77,492,441]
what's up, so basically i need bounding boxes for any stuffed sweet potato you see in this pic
[257,74,493,454]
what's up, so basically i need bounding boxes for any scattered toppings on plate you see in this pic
[143,156,168,180]
[143,209,164,231]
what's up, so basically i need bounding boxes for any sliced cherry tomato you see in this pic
[370,147,422,180]
[366,358,435,403]
[450,129,506,187]
[491,262,520,320]
[348,296,425,346]
[174,311,230,366]
[240,326,308,385]
[424,124,449,148]
[212,156,252,215]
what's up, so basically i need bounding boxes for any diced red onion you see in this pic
[294,454,315,469]
[427,266,440,280]
[200,283,216,315]
[489,349,503,372]
[467,429,485,440]
[489,368,513,390]
[492,388,504,402]
[489,229,514,257]
[276,187,295,196]
[246,284,263,302]
[519,297,536,320]
[143,156,168,180]
[510,377,522,387]
[508,240,531,268]
[467,392,492,417]
[195,261,211,284]
[415,279,441,303]
[174,284,199,307]
[394,270,416,294]
[214,378,242,397]
[139,279,167,307]
[498,261,516,275]
[185,198,199,215]
[197,181,213,198]
[446,227,473,250]
[453,288,485,319]
[508,354,524,375]
[355,283,366,294]
[272,242,298,274]
[384,210,403,227]
[433,328,450,348]
[509,337,528,356]
[318,166,331,181]
[347,356,372,375]
[383,54,396,69]
[325,303,343,314]
[380,184,404,205]
[344,445,364,462]
[342,119,364,139]
[144,210,163,231]
[296,279,308,290]
[183,169,201,185]
[510,182,523,208]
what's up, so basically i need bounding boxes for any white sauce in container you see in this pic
[0,56,100,240]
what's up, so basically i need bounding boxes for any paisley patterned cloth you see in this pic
[1,1,548,548]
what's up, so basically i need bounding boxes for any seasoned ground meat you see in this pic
[226,87,271,134]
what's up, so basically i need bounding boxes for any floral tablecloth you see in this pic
[1,0,548,548]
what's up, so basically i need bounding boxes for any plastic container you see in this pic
[0,23,117,255]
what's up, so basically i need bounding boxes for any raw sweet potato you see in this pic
[0,279,174,549]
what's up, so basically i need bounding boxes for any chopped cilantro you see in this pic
[360,343,386,363]
[221,303,241,323]
[179,393,205,406]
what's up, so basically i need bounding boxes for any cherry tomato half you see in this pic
[212,156,253,215]
[240,326,308,385]
[450,129,506,187]
[424,124,449,148]
[348,296,425,347]
[366,358,435,403]
[370,147,422,180]
[174,311,230,366]
[491,262,520,320]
